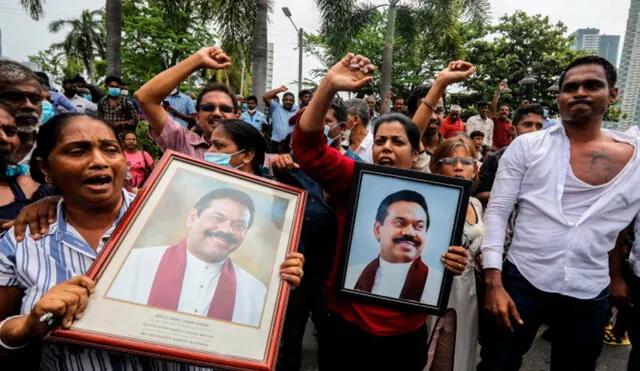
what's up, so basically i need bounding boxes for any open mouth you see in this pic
[378,158,395,166]
[83,175,112,191]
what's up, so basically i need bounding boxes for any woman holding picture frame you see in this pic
[0,112,305,370]
[292,54,477,370]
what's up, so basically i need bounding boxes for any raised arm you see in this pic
[379,91,392,115]
[134,46,231,135]
[412,61,476,138]
[263,85,288,105]
[490,81,507,116]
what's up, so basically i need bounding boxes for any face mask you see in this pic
[170,88,179,95]
[83,94,93,101]
[204,149,246,168]
[40,101,55,124]
[543,109,549,118]
[324,126,341,145]
[342,129,352,143]
[121,89,129,97]
[248,108,257,114]
[108,87,121,97]
[241,103,248,112]
[192,99,197,106]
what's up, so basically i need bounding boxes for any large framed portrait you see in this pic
[50,151,307,370]
[337,162,470,315]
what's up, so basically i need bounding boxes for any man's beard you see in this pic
[15,111,40,132]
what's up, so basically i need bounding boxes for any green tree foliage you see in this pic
[28,47,86,86]
[463,11,583,108]
[19,0,44,21]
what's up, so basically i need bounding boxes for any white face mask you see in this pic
[121,89,129,96]
[170,88,178,95]
[248,108,257,114]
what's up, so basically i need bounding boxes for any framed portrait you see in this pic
[337,162,471,315]
[49,151,307,370]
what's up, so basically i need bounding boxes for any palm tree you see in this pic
[49,9,105,80]
[105,0,122,77]
[251,0,270,109]
[19,0,44,21]
[316,0,491,98]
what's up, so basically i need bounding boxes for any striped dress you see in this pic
[0,190,216,371]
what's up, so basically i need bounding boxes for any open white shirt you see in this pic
[353,131,374,163]
[109,245,267,327]
[481,124,640,299]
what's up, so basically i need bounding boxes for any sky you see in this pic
[0,0,633,94]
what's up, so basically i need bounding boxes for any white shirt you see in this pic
[109,245,267,327]
[69,94,98,114]
[466,115,494,147]
[481,124,640,299]
[353,131,374,163]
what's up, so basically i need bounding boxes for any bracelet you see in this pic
[0,315,29,350]
[421,99,437,111]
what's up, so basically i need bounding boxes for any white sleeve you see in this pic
[480,137,528,270]
[487,119,494,148]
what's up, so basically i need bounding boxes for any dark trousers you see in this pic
[626,267,640,371]
[321,312,429,371]
[276,268,329,371]
[478,260,609,371]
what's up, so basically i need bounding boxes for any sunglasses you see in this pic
[199,103,235,114]
[438,157,475,166]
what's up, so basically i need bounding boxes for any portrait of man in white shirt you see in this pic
[108,188,266,327]
[345,190,436,303]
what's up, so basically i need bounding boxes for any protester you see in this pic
[164,85,197,128]
[489,81,512,149]
[292,54,474,370]
[135,46,237,160]
[365,95,379,129]
[474,103,544,207]
[34,72,76,114]
[405,84,445,173]
[478,56,640,371]
[62,78,97,114]
[0,113,304,370]
[263,85,298,151]
[426,136,484,371]
[240,95,268,131]
[97,75,139,136]
[439,104,465,139]
[344,99,373,163]
[466,100,494,147]
[469,130,485,160]
[122,131,154,193]
[298,89,313,108]
[71,75,103,103]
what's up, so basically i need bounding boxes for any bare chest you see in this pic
[569,142,634,186]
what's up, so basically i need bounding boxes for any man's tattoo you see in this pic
[589,151,614,184]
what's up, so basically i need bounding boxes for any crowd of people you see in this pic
[0,43,637,371]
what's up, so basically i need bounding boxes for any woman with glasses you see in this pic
[426,136,485,371]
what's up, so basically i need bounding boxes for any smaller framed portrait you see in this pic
[49,151,307,370]
[337,162,471,315]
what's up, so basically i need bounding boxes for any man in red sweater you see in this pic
[438,104,465,138]
[293,55,474,370]
[490,81,513,149]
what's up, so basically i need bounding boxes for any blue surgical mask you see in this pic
[83,94,92,101]
[108,87,121,97]
[204,149,246,168]
[41,101,55,124]
[543,109,549,118]
[241,103,248,112]
[324,125,340,145]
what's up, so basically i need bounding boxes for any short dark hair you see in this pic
[197,83,237,111]
[329,96,347,123]
[375,190,430,230]
[559,55,617,90]
[372,113,421,152]
[216,120,266,175]
[34,71,50,88]
[298,89,312,99]
[246,95,258,103]
[62,78,75,86]
[104,75,123,86]
[477,100,489,108]
[193,187,255,227]
[283,92,295,100]
[30,113,120,184]
[512,103,545,126]
[470,130,485,139]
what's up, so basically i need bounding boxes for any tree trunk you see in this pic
[380,1,398,100]
[251,0,269,111]
[106,0,122,77]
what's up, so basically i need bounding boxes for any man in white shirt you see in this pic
[345,190,441,304]
[465,100,494,147]
[240,95,268,131]
[365,95,379,130]
[108,188,267,327]
[344,99,374,163]
[62,78,97,114]
[478,56,640,370]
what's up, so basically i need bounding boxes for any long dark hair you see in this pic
[372,113,421,152]
[29,113,120,184]
[216,120,266,175]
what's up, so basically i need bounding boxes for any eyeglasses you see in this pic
[199,103,235,114]
[0,125,18,137]
[0,91,43,105]
[438,157,475,166]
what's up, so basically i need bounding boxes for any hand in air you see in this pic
[197,46,232,70]
[436,61,477,87]
[325,53,376,92]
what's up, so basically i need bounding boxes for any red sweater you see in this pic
[292,121,428,336]
[438,117,465,139]
[491,116,512,150]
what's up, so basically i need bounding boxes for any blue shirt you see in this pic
[165,93,197,128]
[49,91,77,113]
[0,191,213,370]
[240,110,268,131]
[269,101,298,142]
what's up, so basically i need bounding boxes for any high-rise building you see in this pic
[266,43,274,91]
[570,28,620,66]
[619,0,640,130]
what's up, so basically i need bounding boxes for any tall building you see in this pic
[266,43,274,91]
[619,0,640,130]
[570,28,620,66]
